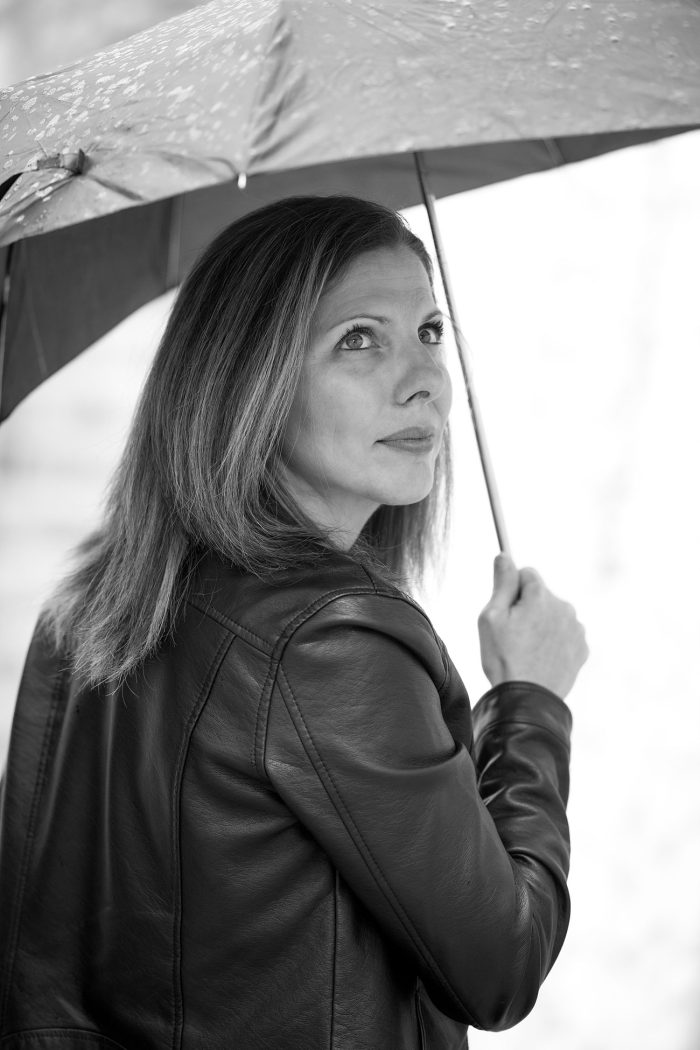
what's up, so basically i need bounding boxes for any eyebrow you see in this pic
[330,308,444,330]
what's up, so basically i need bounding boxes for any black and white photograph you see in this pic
[1,2,699,1047]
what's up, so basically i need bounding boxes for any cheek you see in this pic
[282,375,348,468]
[318,375,377,447]
[439,365,453,420]
[283,356,386,472]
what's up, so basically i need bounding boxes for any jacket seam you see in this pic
[0,665,68,1028]
[197,581,440,780]
[356,562,379,594]
[171,630,236,1050]
[356,567,450,693]
[190,584,398,662]
[252,586,393,778]
[357,566,450,695]
[253,642,281,776]
[275,665,475,1026]
[187,598,272,655]
[193,577,438,665]
[253,586,451,778]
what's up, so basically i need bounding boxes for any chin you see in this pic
[384,494,431,508]
[364,463,436,508]
[379,482,435,507]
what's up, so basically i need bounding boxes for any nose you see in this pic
[395,339,449,406]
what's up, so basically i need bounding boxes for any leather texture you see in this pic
[0,550,573,1049]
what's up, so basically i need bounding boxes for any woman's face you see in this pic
[281,245,452,548]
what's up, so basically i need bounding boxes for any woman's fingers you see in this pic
[478,558,588,699]
[488,553,520,610]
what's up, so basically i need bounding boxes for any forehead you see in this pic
[314,246,434,327]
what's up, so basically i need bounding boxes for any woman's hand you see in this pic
[478,553,589,699]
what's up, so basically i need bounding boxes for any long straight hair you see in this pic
[42,195,452,687]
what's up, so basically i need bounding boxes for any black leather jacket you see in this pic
[0,550,572,1049]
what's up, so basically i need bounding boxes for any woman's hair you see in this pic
[42,195,452,687]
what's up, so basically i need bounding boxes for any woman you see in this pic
[0,195,587,1049]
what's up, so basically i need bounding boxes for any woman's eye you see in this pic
[337,326,375,351]
[337,320,443,351]
[419,321,444,345]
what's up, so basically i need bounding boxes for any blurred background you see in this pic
[1,4,699,1047]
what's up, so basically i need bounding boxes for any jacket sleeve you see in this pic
[263,590,572,1031]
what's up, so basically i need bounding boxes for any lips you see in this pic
[376,426,437,455]
[378,426,435,442]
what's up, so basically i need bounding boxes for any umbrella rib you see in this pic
[86,175,146,203]
[238,2,287,179]
[166,195,183,289]
[543,138,566,166]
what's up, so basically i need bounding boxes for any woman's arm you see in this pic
[263,588,573,1031]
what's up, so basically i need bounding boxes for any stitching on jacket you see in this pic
[272,588,439,667]
[170,631,236,1050]
[193,578,437,779]
[270,587,380,657]
[0,664,68,1028]
[252,587,381,778]
[357,565,451,697]
[252,645,281,778]
[253,587,449,779]
[187,598,273,655]
[275,665,475,1026]
[358,567,451,696]
[357,563,379,594]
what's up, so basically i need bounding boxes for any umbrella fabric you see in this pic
[1,0,700,419]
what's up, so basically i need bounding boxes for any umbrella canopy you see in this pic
[1,0,700,420]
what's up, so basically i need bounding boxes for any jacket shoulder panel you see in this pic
[186,551,443,668]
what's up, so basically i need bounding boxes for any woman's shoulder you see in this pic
[186,548,437,655]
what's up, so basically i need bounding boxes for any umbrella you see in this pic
[1,0,700,547]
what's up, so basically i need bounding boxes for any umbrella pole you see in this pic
[413,151,511,557]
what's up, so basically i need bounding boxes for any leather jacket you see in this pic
[0,550,573,1049]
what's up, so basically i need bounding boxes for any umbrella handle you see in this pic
[413,151,511,558]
